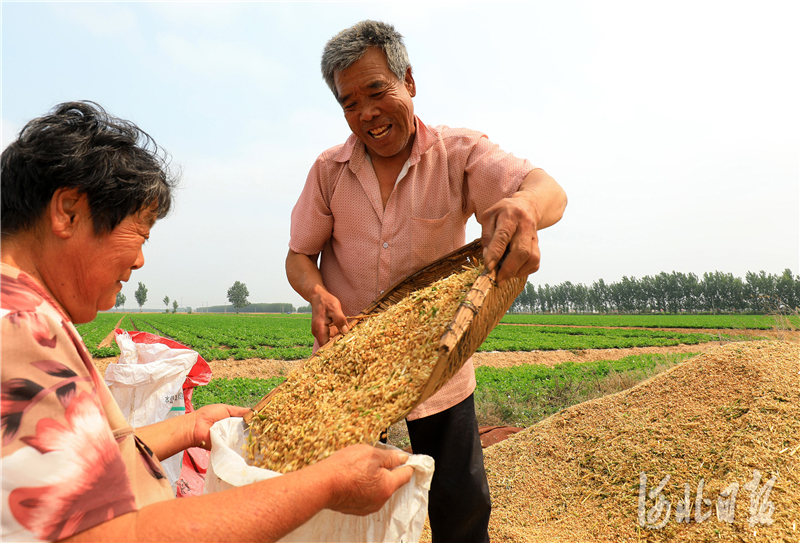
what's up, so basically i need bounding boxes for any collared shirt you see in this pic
[290,117,534,419]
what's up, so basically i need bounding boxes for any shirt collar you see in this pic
[333,116,435,166]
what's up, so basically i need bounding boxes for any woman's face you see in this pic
[60,206,155,324]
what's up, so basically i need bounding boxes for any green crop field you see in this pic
[193,376,286,408]
[75,312,124,357]
[473,352,698,426]
[191,352,699,431]
[77,311,777,434]
[499,313,787,329]
[125,313,314,361]
[479,325,719,351]
[79,311,773,361]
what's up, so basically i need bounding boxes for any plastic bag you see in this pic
[205,418,434,543]
[110,329,213,497]
[106,329,212,495]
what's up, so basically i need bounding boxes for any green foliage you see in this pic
[474,352,696,426]
[193,377,286,408]
[197,302,296,314]
[125,314,314,361]
[510,269,800,314]
[134,282,147,311]
[109,313,734,360]
[75,313,122,357]
[227,281,250,313]
[189,353,697,427]
[115,292,126,310]
[500,313,777,329]
[479,324,716,351]
[172,300,178,313]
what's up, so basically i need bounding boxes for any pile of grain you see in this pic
[247,266,482,473]
[483,340,800,542]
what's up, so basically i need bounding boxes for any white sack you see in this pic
[205,418,434,543]
[106,331,198,494]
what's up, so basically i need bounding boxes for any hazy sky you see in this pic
[3,2,798,310]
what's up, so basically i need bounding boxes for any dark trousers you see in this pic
[406,393,491,543]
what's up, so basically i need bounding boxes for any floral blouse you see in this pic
[1,264,174,541]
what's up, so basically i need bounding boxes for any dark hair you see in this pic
[1,101,177,238]
[321,20,411,100]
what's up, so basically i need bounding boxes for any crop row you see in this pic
[499,313,783,329]
[126,314,314,361]
[75,313,123,357]
[78,312,738,362]
[479,325,717,352]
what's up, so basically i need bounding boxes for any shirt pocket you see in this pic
[410,210,460,264]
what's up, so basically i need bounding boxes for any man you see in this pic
[286,20,567,542]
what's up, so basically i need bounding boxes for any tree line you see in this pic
[112,280,299,315]
[510,269,800,314]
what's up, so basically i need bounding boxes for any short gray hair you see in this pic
[321,20,412,99]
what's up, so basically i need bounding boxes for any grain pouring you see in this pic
[246,265,482,473]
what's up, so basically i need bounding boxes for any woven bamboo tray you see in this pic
[244,238,526,425]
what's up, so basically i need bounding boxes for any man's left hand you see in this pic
[479,168,567,285]
[480,192,541,285]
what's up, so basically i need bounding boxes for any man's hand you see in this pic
[311,288,349,346]
[481,192,541,285]
[286,249,350,346]
[480,168,567,285]
[322,445,414,516]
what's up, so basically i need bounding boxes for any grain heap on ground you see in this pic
[480,340,800,543]
[246,265,482,473]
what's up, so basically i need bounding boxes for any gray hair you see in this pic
[321,20,412,99]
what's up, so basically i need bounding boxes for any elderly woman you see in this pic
[1,101,413,542]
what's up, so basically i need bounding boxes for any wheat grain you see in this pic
[246,265,482,473]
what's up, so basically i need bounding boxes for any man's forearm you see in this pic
[286,249,326,303]
[514,168,568,230]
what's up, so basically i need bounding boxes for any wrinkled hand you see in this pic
[191,404,250,450]
[310,289,349,346]
[322,445,414,516]
[480,191,541,285]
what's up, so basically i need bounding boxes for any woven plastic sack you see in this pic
[205,418,434,543]
[106,329,212,496]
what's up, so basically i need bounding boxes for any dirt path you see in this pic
[97,316,128,348]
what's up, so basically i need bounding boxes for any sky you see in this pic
[2,1,798,311]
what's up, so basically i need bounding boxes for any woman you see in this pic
[1,102,413,542]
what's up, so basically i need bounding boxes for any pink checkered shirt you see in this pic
[289,117,534,419]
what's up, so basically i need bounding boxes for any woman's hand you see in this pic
[320,444,414,516]
[135,403,250,460]
[191,404,251,450]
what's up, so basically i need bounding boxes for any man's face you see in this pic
[334,48,416,161]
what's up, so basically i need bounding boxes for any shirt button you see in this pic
[382,242,389,249]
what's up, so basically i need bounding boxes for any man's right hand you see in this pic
[310,287,349,346]
[286,249,350,346]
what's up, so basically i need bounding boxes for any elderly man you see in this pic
[286,20,567,542]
